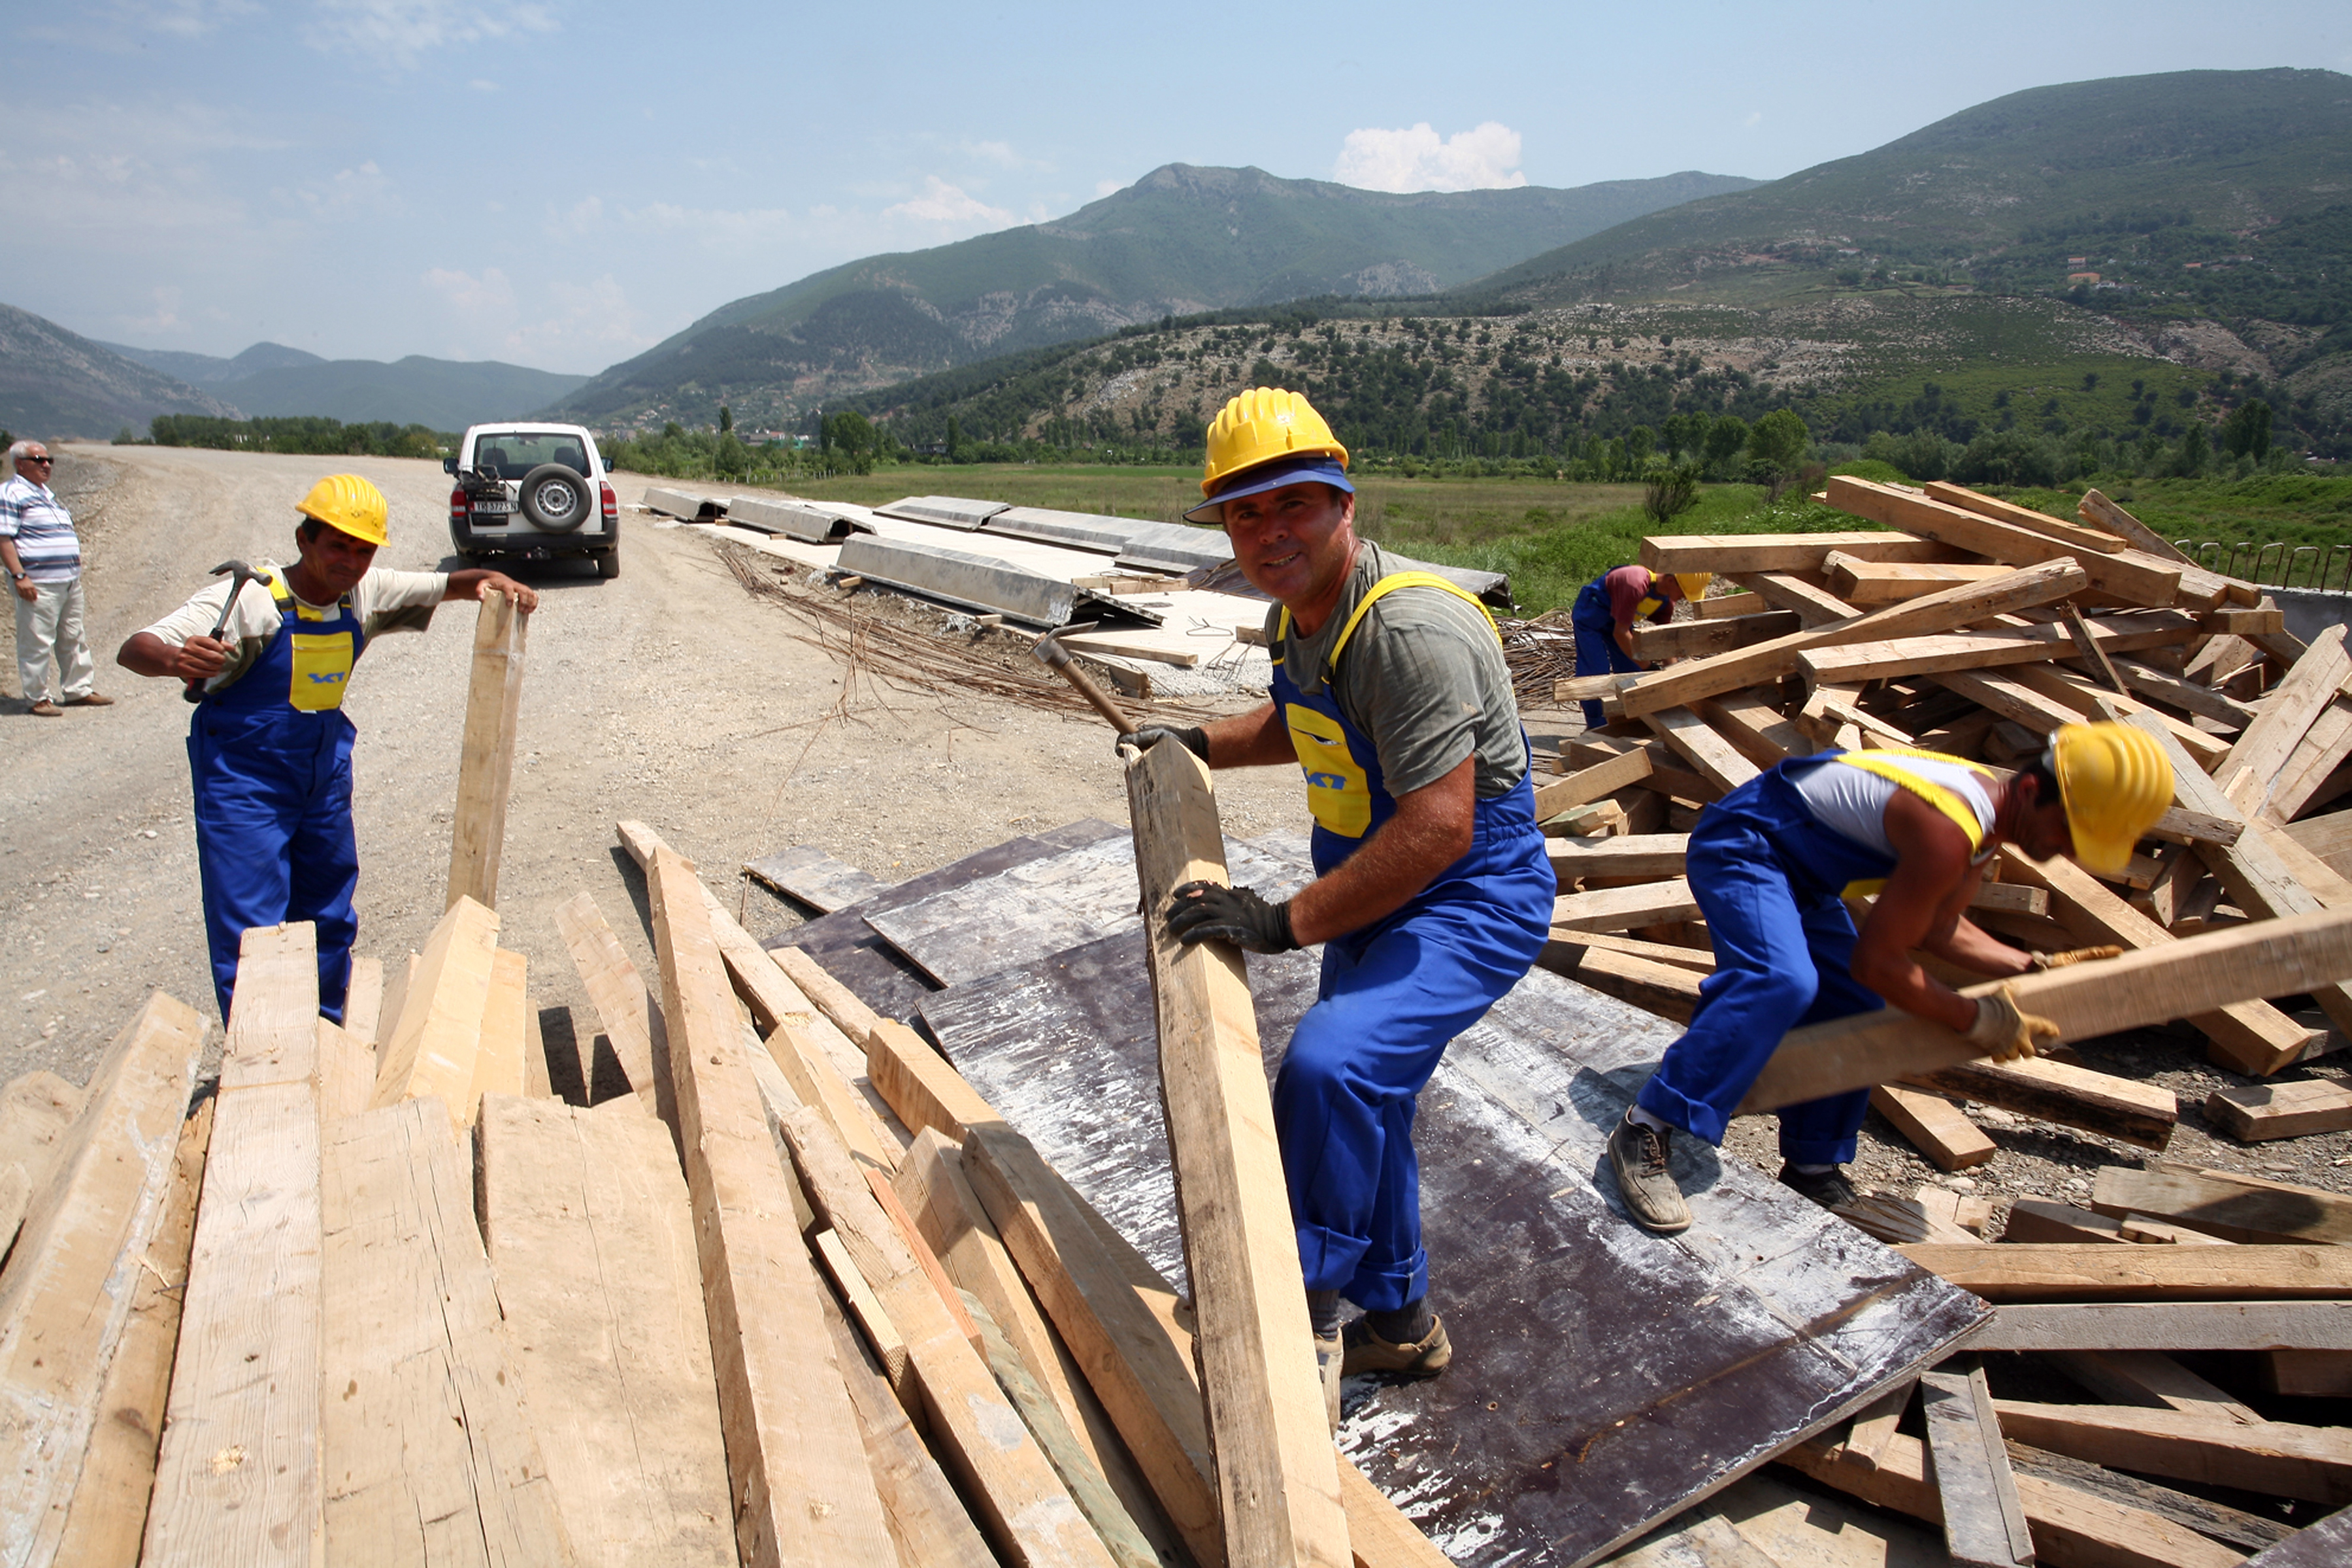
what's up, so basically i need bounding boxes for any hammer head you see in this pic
[1029,620,1100,670]
[209,559,254,578]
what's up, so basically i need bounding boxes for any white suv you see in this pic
[445,421,621,578]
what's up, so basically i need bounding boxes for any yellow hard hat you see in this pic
[1197,387,1348,498]
[1674,573,1712,601]
[296,474,389,547]
[2047,722,2173,875]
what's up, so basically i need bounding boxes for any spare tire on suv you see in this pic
[518,463,590,532]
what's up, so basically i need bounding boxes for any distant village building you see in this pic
[2067,256,2089,265]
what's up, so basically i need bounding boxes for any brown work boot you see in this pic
[27,700,61,717]
[63,693,114,706]
[1609,1110,1692,1233]
[1342,1313,1452,1378]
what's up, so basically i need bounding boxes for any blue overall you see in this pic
[189,572,365,1025]
[1270,576,1555,1311]
[1571,570,1663,730]
[1634,753,1970,1166]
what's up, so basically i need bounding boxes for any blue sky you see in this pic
[10,1,2345,377]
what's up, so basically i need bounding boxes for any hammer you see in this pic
[182,559,259,704]
[1031,623,1136,738]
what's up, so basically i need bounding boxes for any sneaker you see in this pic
[1608,1111,1692,1233]
[1342,1313,1452,1379]
[63,693,114,706]
[27,700,61,717]
[1779,1164,1861,1211]
[1314,1333,1344,1433]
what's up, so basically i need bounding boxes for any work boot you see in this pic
[1342,1313,1452,1379]
[1314,1333,1344,1433]
[63,693,114,706]
[1778,1163,1861,1211]
[27,700,61,717]
[1608,1110,1691,1233]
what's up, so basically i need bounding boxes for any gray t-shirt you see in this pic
[1269,542,1527,800]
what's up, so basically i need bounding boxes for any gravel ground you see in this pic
[6,442,2345,1219]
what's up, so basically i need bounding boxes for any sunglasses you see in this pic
[22,455,52,465]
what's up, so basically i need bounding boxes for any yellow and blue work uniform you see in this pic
[1570,566,1672,729]
[1632,748,1996,1166]
[1270,573,1555,1312]
[189,569,365,1024]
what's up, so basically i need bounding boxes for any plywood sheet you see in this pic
[742,844,893,913]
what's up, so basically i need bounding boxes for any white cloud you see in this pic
[121,286,186,336]
[286,160,396,220]
[1095,177,1123,198]
[423,265,514,314]
[122,0,262,37]
[1333,122,1527,193]
[882,176,1015,229]
[304,0,559,70]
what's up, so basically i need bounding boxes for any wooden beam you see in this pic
[2236,1503,2352,1565]
[318,1098,574,1564]
[1566,735,1721,804]
[446,587,529,909]
[2208,1079,2352,1142]
[478,1094,737,1568]
[2089,1165,2352,1247]
[1729,570,1858,626]
[772,944,888,1048]
[2002,1201,2128,1245]
[2048,1350,2261,1426]
[2108,655,2261,729]
[1546,834,1689,883]
[0,1070,83,1259]
[2266,700,2352,823]
[2215,626,2352,817]
[144,924,323,1567]
[646,847,896,1567]
[1640,531,1955,574]
[0,991,207,1567]
[1923,481,2128,554]
[48,1097,210,1568]
[369,892,499,1128]
[1826,476,2189,606]
[1640,707,1761,792]
[2257,1349,2352,1397]
[1539,941,1706,1023]
[1797,613,2200,687]
[553,890,663,1108]
[343,953,384,1047]
[1870,1085,1995,1170]
[1826,553,2018,604]
[466,946,529,1119]
[1919,1367,2033,1568]
[1693,689,1809,767]
[1966,1301,2352,1352]
[1739,910,2352,1114]
[1991,1401,2352,1507]
[867,1019,1000,1147]
[1531,747,1653,819]
[1629,609,1801,661]
[1996,660,2232,769]
[1898,1055,2176,1151]
[314,1017,374,1124]
[2003,1439,2292,1557]
[1897,1242,2352,1300]
[2076,489,2196,568]
[1551,877,1702,934]
[1124,739,1349,1568]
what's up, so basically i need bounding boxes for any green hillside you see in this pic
[0,302,235,437]
[546,165,1757,428]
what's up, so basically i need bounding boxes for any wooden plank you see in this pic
[1124,740,1348,1568]
[743,844,891,913]
[1778,1427,2246,1568]
[1827,553,2019,604]
[1628,609,1800,661]
[1923,482,2128,553]
[2216,625,2352,808]
[2240,1505,2352,1567]
[1798,614,2200,687]
[1902,1054,2176,1151]
[2077,489,2196,567]
[1693,689,1808,767]
[1640,707,1761,792]
[478,1094,737,1568]
[0,1070,82,1258]
[48,1097,211,1568]
[1531,746,1652,819]
[868,1018,1001,1147]
[1871,1084,1996,1170]
[772,944,889,1049]
[2004,1439,2293,1556]
[2109,655,2261,729]
[467,946,529,1119]
[1992,1400,2352,1507]
[1897,1243,2352,1299]
[369,892,500,1127]
[1546,834,1689,883]
[2118,1213,2235,1246]
[2205,604,2287,634]
[319,1098,575,1565]
[2208,1079,2352,1141]
[1838,1380,1915,1472]
[812,1228,910,1395]
[2270,703,2352,825]
[1693,589,1766,617]
[1640,531,1956,574]
[2049,1350,2261,1425]
[314,1018,375,1124]
[646,847,896,1567]
[1827,476,2187,605]
[144,924,322,1567]
[1742,911,2352,1115]
[2003,1201,2128,1245]
[2091,1165,2352,1247]
[1919,1367,2033,1568]
[1567,735,1721,804]
[522,1002,552,1098]
[2282,809,2352,875]
[446,587,530,910]
[376,950,418,1062]
[1539,942,1706,1023]
[1996,661,2232,770]
[1731,570,1858,625]
[1969,1300,2352,1352]
[1551,877,1700,933]
[2257,1349,2352,1397]
[343,953,384,1048]
[772,1090,1119,1568]
[552,890,662,1107]
[0,992,206,1568]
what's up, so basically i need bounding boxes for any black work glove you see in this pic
[1166,880,1298,953]
[1125,725,1209,762]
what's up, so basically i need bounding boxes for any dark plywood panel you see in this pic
[2244,1503,2352,1567]
[919,922,1984,1567]
[741,845,893,914]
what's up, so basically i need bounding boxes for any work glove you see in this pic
[1124,725,1209,762]
[2029,945,2125,971]
[1166,879,1298,953]
[1962,983,2061,1063]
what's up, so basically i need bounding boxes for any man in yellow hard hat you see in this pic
[1570,564,1709,729]
[1606,722,2172,1235]
[117,474,539,1024]
[1133,388,1555,1429]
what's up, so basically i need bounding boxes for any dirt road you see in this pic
[1,444,1297,1082]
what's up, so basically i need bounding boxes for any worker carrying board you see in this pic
[118,474,538,1025]
[1569,563,1708,730]
[1606,726,2172,1235]
[1130,388,1553,1431]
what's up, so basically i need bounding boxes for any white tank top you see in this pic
[1792,754,1997,859]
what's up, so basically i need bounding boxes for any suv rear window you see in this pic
[471,433,591,479]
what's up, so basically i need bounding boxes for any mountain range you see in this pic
[100,340,589,431]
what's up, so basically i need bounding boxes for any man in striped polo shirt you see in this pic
[3,441,112,715]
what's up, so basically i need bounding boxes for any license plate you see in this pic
[472,498,512,514]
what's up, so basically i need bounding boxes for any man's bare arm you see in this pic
[1849,791,2019,1031]
[117,630,223,681]
[1285,756,1476,947]
[1197,702,1297,768]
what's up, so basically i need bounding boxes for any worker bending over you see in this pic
[1570,563,1707,729]
[118,474,538,1024]
[1132,389,1553,1429]
[1608,725,2170,1233]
